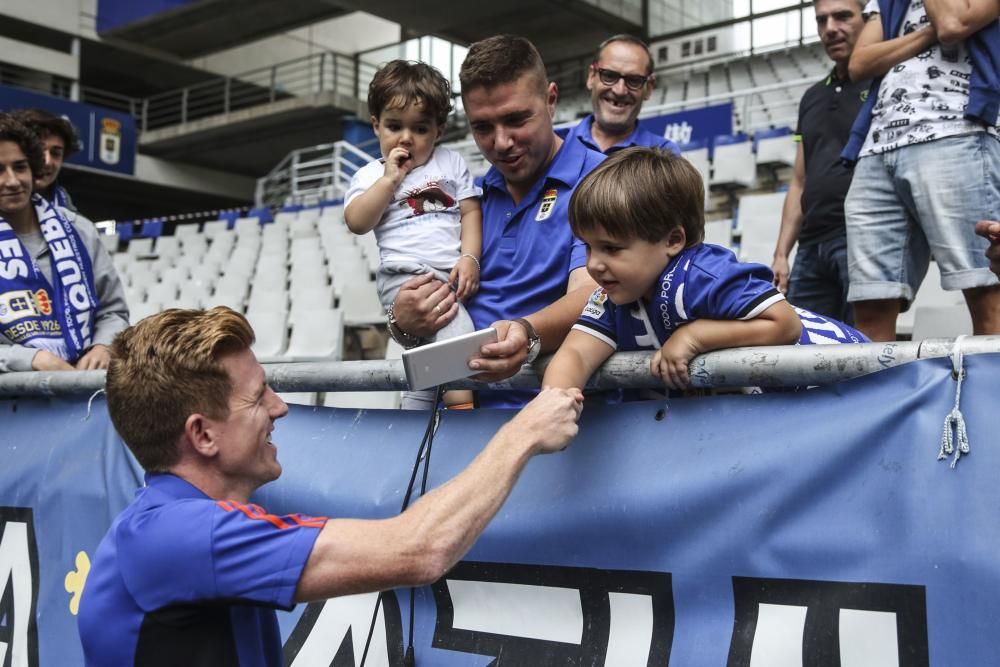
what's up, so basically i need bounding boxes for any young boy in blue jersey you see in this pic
[345,60,482,409]
[543,147,866,392]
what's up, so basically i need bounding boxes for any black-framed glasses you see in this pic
[592,66,650,90]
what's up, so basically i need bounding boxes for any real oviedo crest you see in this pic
[535,189,558,221]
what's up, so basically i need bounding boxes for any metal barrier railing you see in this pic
[139,51,357,131]
[255,139,378,208]
[2,338,997,397]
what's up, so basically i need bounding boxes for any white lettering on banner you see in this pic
[729,577,928,666]
[283,564,929,664]
[0,238,24,260]
[0,258,28,280]
[664,121,693,145]
[48,239,73,262]
[56,259,82,287]
[284,591,404,666]
[38,214,66,241]
[0,508,40,667]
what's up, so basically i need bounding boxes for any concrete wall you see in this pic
[188,12,400,76]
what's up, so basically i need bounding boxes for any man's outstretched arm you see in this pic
[294,387,584,602]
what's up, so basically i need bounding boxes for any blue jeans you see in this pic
[787,231,853,325]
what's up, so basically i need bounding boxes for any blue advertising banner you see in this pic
[96,0,197,34]
[638,102,734,146]
[1,354,998,665]
[558,103,733,148]
[0,86,137,176]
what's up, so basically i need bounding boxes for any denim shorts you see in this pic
[844,132,1000,304]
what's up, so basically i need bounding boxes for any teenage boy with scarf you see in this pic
[12,108,80,211]
[0,113,128,372]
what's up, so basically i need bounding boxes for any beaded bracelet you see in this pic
[460,253,481,272]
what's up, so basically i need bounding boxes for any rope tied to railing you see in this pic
[939,335,971,468]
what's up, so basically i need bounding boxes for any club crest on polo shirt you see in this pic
[583,287,609,319]
[536,189,558,221]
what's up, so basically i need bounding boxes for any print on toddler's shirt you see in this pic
[405,180,456,216]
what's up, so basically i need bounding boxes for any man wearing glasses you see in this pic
[565,35,680,156]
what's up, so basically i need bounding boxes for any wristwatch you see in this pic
[512,318,541,364]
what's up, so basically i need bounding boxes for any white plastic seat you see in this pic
[911,305,973,340]
[297,207,321,224]
[234,217,261,239]
[338,278,384,325]
[323,391,399,410]
[146,281,179,307]
[736,192,785,248]
[681,149,711,208]
[246,286,289,314]
[129,300,161,324]
[756,132,797,166]
[211,279,249,311]
[127,237,155,258]
[202,220,229,239]
[246,310,289,361]
[99,233,120,254]
[174,223,201,239]
[175,284,206,309]
[153,236,181,261]
[704,219,734,249]
[278,393,318,406]
[286,308,344,360]
[711,138,757,189]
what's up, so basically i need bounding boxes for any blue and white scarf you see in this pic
[0,194,99,362]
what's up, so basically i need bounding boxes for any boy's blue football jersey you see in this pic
[574,243,867,350]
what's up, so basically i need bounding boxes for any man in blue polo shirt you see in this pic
[78,307,584,666]
[565,35,680,155]
[389,35,606,408]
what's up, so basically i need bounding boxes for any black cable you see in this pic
[360,385,444,667]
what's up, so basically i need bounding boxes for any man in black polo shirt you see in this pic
[771,0,868,324]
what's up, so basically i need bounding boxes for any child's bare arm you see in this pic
[542,330,615,390]
[344,148,412,234]
[451,198,483,300]
[652,301,802,388]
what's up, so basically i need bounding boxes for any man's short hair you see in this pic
[595,34,654,75]
[0,113,45,177]
[367,60,453,126]
[570,147,705,245]
[106,307,255,472]
[11,108,81,155]
[459,35,549,96]
[813,0,866,8]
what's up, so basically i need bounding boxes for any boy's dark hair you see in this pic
[459,35,548,96]
[570,147,705,245]
[0,112,45,178]
[367,60,453,126]
[12,108,81,155]
[595,35,654,75]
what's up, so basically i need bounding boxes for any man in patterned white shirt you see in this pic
[841,0,1000,341]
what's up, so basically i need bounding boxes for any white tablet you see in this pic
[402,327,498,391]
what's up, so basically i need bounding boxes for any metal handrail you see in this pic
[255,140,376,208]
[2,338,997,396]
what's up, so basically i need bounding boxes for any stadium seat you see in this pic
[247,310,289,361]
[174,222,201,239]
[234,217,262,238]
[711,133,756,189]
[202,220,229,239]
[99,233,120,254]
[278,393,319,406]
[286,308,345,360]
[127,238,155,258]
[129,300,161,324]
[679,140,711,207]
[704,219,734,249]
[246,285,289,314]
[735,192,785,248]
[755,127,796,167]
[911,305,973,340]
